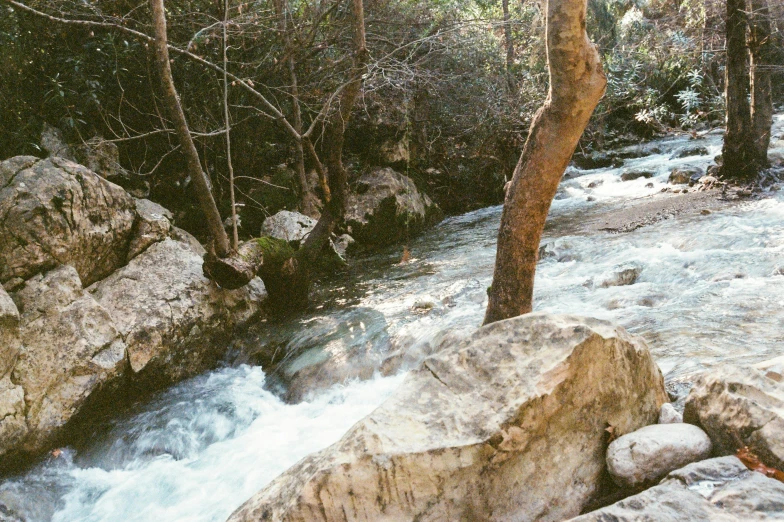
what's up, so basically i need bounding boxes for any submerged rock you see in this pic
[684,363,784,469]
[229,314,667,522]
[607,423,712,489]
[570,456,784,521]
[0,156,136,286]
[345,167,442,247]
[620,169,655,181]
[670,145,710,159]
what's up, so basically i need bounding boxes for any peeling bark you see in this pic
[484,0,606,325]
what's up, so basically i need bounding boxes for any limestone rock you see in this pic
[228,313,667,522]
[684,364,784,469]
[91,239,266,384]
[569,456,784,521]
[607,423,712,489]
[11,265,126,453]
[260,210,316,243]
[0,286,20,377]
[127,198,173,261]
[0,156,136,286]
[76,138,150,198]
[346,167,442,247]
[659,402,684,424]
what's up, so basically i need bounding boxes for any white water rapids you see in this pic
[2,115,783,521]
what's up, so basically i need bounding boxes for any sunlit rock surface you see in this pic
[570,457,784,521]
[0,156,136,287]
[684,363,784,469]
[229,314,667,522]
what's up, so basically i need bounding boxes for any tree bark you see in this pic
[484,0,606,325]
[721,0,757,181]
[150,0,231,257]
[748,0,773,166]
[223,0,238,249]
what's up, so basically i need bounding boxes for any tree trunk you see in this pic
[502,0,515,84]
[223,0,238,249]
[483,0,606,325]
[721,0,757,181]
[748,0,773,166]
[150,0,231,257]
[259,0,368,309]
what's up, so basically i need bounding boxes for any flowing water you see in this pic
[3,115,784,520]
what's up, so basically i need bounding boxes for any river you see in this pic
[2,115,783,521]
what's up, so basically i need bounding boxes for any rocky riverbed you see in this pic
[1,114,783,520]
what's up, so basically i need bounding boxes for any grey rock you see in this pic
[332,234,355,258]
[345,168,442,246]
[569,456,784,521]
[684,364,784,469]
[75,138,149,198]
[621,169,655,181]
[659,402,684,424]
[600,264,642,287]
[127,198,173,261]
[607,423,713,489]
[10,265,126,454]
[0,156,136,286]
[671,145,710,159]
[669,167,703,185]
[260,210,316,243]
[39,124,75,161]
[91,239,266,384]
[228,314,667,522]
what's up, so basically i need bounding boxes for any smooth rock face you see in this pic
[607,423,713,489]
[260,210,316,243]
[659,402,684,424]
[569,456,784,521]
[10,266,126,453]
[345,167,442,246]
[91,239,266,383]
[229,314,667,522]
[0,156,136,286]
[127,198,173,261]
[684,364,784,469]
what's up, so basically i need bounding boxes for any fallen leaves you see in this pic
[736,446,784,483]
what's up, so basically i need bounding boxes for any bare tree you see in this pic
[484,0,606,325]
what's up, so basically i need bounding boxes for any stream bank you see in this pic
[0,115,783,520]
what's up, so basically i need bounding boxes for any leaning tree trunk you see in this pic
[721,0,757,181]
[151,0,254,288]
[484,0,606,325]
[150,0,230,256]
[748,0,773,166]
[257,0,368,309]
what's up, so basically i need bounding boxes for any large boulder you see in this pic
[260,210,316,243]
[90,238,266,384]
[0,156,136,287]
[9,266,126,454]
[684,363,784,469]
[127,198,173,261]
[569,456,784,521]
[606,423,713,489]
[0,287,25,457]
[228,314,667,522]
[345,168,442,246]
